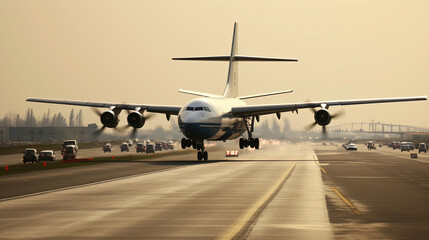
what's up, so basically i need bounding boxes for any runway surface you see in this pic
[1,142,429,239]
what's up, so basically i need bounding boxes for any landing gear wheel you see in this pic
[254,138,260,149]
[192,140,197,149]
[244,139,249,148]
[186,139,192,148]
[181,138,187,149]
[239,138,244,149]
[203,151,208,161]
[249,138,255,148]
[197,151,203,161]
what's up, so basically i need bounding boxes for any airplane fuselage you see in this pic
[178,98,247,141]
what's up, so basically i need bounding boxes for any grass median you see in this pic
[0,149,192,176]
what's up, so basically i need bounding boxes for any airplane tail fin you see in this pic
[223,22,239,98]
[173,22,298,98]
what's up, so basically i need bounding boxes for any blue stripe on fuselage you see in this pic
[180,123,221,139]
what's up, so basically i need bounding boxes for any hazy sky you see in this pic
[0,0,428,132]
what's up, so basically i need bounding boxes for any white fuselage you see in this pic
[178,98,247,141]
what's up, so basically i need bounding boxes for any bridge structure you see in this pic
[325,121,429,139]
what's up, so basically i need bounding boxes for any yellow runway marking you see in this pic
[331,186,361,215]
[217,162,296,240]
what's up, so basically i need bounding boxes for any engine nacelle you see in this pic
[100,110,119,128]
[127,111,145,128]
[314,108,331,126]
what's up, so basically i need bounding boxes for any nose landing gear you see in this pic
[197,150,208,161]
[181,138,208,161]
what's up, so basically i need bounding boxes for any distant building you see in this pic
[5,124,98,143]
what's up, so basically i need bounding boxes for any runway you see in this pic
[1,142,429,239]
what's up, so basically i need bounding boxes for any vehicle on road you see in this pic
[392,141,401,150]
[367,141,376,150]
[161,141,168,150]
[136,143,146,153]
[400,142,414,152]
[146,144,155,154]
[23,148,38,163]
[103,143,112,153]
[63,145,77,160]
[120,143,129,152]
[39,150,56,161]
[167,141,174,150]
[346,143,358,151]
[419,143,427,153]
[155,142,162,151]
[61,140,78,155]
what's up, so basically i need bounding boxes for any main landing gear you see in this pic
[181,138,208,161]
[239,137,259,149]
[239,116,260,150]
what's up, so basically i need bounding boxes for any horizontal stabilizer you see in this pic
[178,89,222,98]
[172,55,298,62]
[238,89,294,100]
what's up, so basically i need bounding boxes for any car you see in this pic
[63,145,77,160]
[39,150,56,161]
[367,141,376,150]
[120,143,129,152]
[400,142,414,152]
[146,144,155,154]
[418,143,427,153]
[23,148,38,163]
[155,142,162,151]
[61,140,78,155]
[392,141,401,150]
[161,141,168,150]
[167,141,174,150]
[346,143,358,151]
[136,143,146,153]
[103,143,112,153]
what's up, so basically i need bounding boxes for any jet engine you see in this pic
[127,111,145,128]
[314,108,331,126]
[100,110,119,128]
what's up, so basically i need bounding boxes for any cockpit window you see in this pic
[186,106,212,112]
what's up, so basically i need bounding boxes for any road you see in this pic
[1,142,429,239]
[0,142,181,166]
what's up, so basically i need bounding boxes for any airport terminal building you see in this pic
[0,124,98,144]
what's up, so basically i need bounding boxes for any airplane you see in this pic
[27,23,427,161]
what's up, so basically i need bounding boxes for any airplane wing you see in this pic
[231,96,427,117]
[26,98,182,115]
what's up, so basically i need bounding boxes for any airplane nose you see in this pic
[179,113,219,139]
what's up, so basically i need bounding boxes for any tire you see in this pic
[181,138,186,149]
[203,151,208,161]
[244,140,249,148]
[197,152,202,161]
[255,138,260,149]
[239,138,244,149]
[249,138,255,148]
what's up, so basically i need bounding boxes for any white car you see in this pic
[346,143,358,151]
